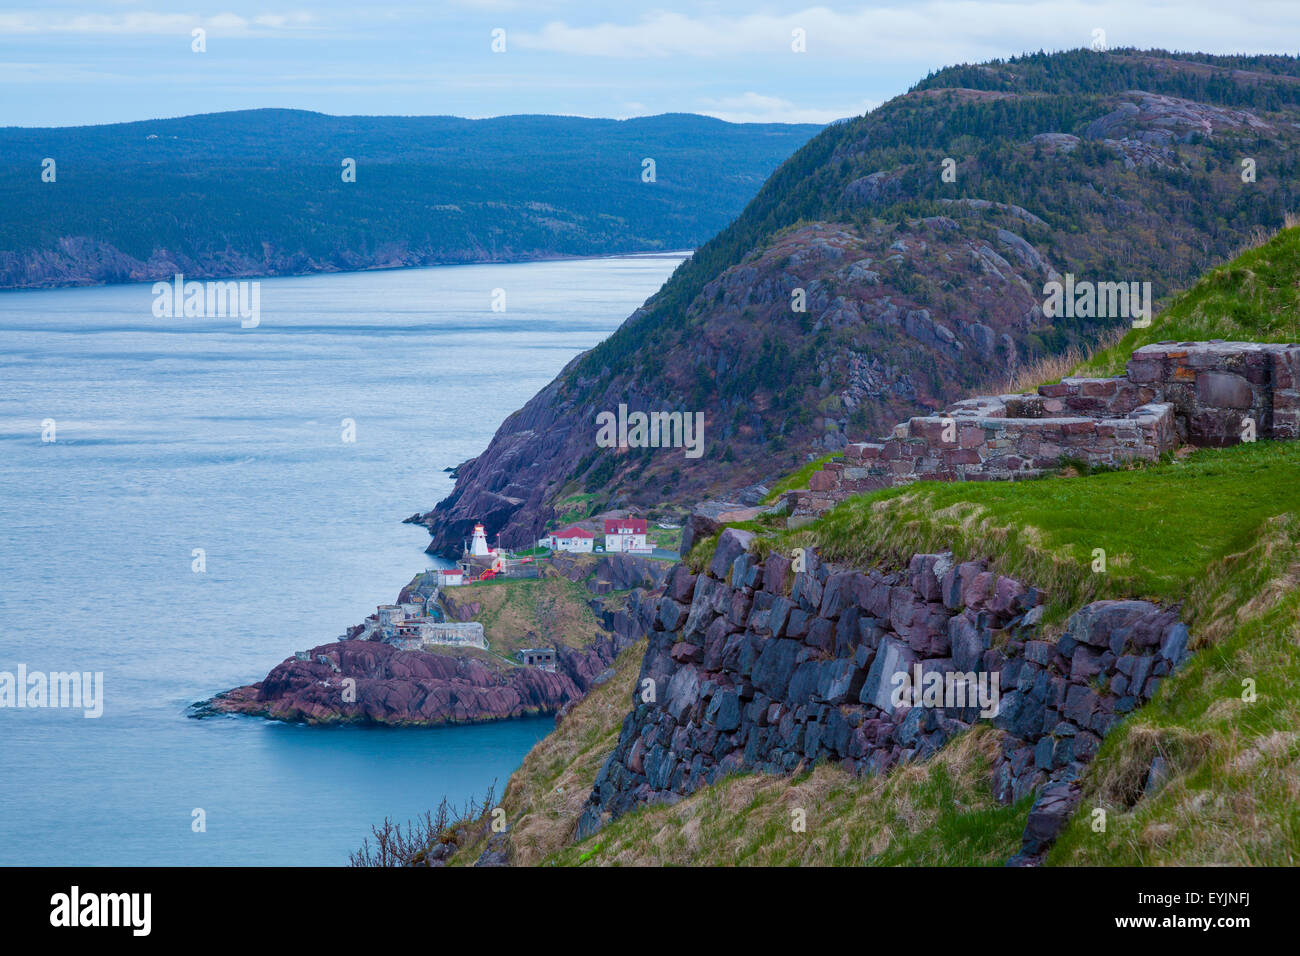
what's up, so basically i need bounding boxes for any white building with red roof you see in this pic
[434,567,465,587]
[543,526,595,553]
[604,517,651,553]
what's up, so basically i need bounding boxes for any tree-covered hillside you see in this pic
[0,109,822,288]
[421,49,1300,556]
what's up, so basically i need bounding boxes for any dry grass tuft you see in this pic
[448,638,647,867]
[1003,325,1128,394]
[1091,723,1213,809]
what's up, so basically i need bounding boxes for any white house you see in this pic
[604,518,651,553]
[544,526,595,553]
[434,568,465,587]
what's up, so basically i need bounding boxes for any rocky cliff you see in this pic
[195,554,669,727]
[419,50,1300,556]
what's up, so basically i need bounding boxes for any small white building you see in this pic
[434,568,465,587]
[543,526,595,553]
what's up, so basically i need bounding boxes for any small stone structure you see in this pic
[1126,340,1300,444]
[376,604,405,632]
[389,620,486,651]
[788,340,1300,518]
[517,648,558,671]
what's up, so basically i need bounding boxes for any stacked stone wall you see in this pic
[579,528,1190,861]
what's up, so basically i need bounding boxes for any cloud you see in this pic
[0,10,316,36]
[511,2,1300,62]
[697,91,876,124]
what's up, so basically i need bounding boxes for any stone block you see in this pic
[859,637,916,713]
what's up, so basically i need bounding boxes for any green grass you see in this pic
[764,441,1300,627]
[1078,224,1300,376]
[1048,512,1300,865]
[552,493,603,526]
[511,546,551,558]
[649,523,683,553]
[449,573,610,658]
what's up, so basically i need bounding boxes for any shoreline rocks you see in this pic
[192,632,638,728]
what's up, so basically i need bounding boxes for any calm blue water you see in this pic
[0,252,687,865]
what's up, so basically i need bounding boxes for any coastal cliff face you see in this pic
[201,632,635,727]
[419,51,1300,556]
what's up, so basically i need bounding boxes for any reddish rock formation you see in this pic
[194,627,642,727]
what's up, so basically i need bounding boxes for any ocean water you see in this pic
[0,252,687,865]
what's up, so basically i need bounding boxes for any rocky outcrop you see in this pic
[576,530,1192,863]
[194,625,642,727]
[550,553,671,593]
[680,500,765,557]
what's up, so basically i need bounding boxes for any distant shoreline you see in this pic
[0,247,695,296]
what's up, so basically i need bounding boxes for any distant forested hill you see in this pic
[0,109,822,289]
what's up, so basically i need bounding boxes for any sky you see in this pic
[1,1,1298,128]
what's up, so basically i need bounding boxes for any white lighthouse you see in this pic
[469,523,492,557]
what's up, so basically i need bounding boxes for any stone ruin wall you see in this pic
[790,340,1300,518]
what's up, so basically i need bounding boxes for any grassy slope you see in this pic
[769,442,1300,626]
[488,226,1300,866]
[438,566,610,662]
[546,727,1029,867]
[1079,222,1300,376]
[1050,514,1300,864]
[548,443,1300,866]
[448,638,648,866]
